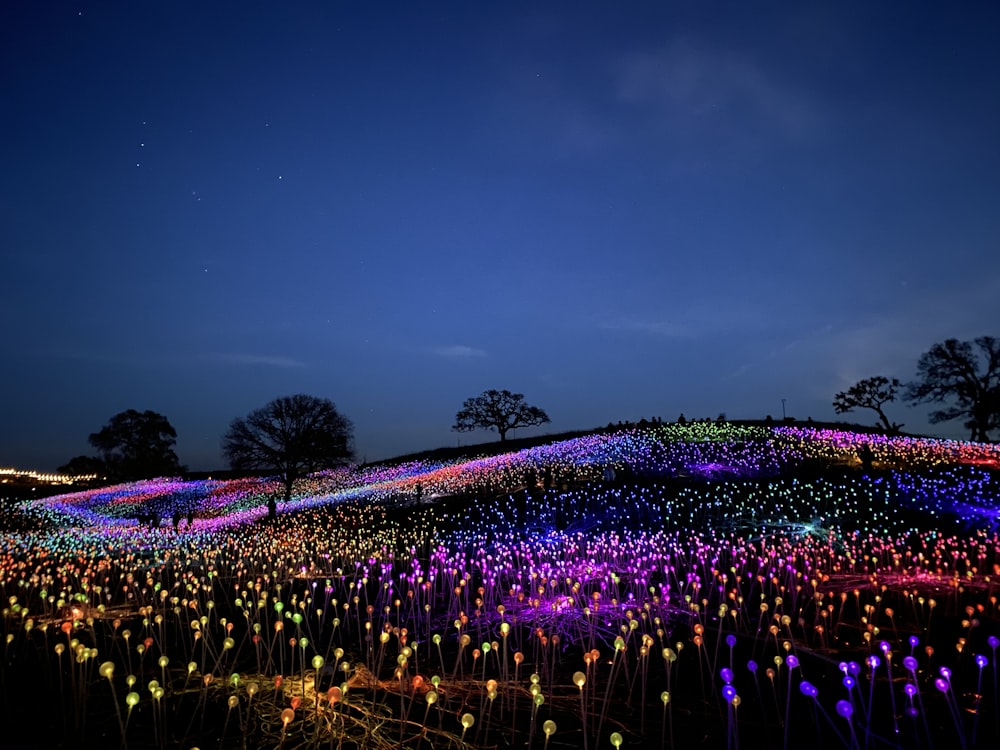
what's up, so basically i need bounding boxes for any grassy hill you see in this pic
[1,423,998,749]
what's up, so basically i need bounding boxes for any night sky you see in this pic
[3,2,999,472]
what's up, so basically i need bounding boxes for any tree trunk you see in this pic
[971,408,990,442]
[498,428,507,441]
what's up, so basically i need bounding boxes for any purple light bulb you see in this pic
[747,660,758,673]
[843,675,856,689]
[722,685,737,702]
[786,654,799,669]
[988,635,999,649]
[903,683,917,697]
[726,634,737,648]
[939,666,951,680]
[847,662,861,676]
[909,635,919,648]
[976,654,988,669]
[720,667,733,683]
[902,656,918,671]
[836,700,853,719]
[934,677,949,693]
[799,681,819,698]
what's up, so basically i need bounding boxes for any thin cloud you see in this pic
[206,353,308,368]
[616,40,824,140]
[32,349,310,370]
[600,318,693,338]
[432,345,488,359]
[598,298,777,341]
[724,324,835,380]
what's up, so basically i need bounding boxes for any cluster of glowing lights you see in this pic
[0,466,100,484]
[0,423,998,749]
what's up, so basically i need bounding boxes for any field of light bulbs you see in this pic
[2,423,999,749]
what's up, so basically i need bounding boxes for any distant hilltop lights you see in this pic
[0,467,100,484]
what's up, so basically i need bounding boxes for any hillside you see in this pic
[1,423,999,749]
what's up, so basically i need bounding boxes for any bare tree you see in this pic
[222,395,354,518]
[906,336,1000,442]
[452,389,550,442]
[833,376,903,433]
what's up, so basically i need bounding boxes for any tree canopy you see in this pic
[832,376,903,433]
[57,455,108,478]
[222,394,355,518]
[906,336,1000,442]
[86,409,183,481]
[452,389,551,442]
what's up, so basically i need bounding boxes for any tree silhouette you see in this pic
[833,376,903,433]
[57,455,108,478]
[452,389,550,442]
[906,336,1000,442]
[88,409,183,481]
[222,395,355,519]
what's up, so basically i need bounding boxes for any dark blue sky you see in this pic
[3,2,999,471]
